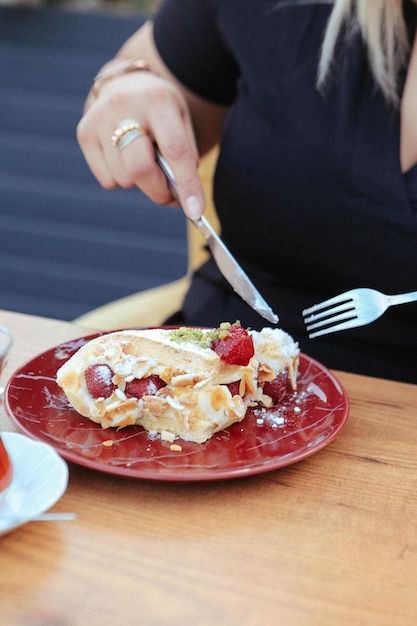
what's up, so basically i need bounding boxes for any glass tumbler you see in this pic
[0,435,13,494]
[0,324,12,377]
[0,325,13,494]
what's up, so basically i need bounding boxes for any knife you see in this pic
[155,151,279,324]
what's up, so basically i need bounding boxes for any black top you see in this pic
[153,0,417,383]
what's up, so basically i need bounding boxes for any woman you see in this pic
[77,0,417,383]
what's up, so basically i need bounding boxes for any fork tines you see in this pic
[303,291,359,338]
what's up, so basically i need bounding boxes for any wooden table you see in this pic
[1,309,417,626]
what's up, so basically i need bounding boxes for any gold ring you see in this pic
[111,119,147,148]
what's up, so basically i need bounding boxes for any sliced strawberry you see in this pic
[262,371,289,404]
[212,324,254,366]
[125,375,166,399]
[85,364,116,399]
[226,380,242,396]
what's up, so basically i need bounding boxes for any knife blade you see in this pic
[155,152,279,324]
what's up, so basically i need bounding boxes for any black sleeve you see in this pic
[152,0,240,105]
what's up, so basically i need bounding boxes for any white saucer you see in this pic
[0,431,68,536]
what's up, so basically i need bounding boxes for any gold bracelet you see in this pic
[92,58,152,98]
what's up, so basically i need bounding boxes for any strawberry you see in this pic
[262,371,289,404]
[125,375,166,399]
[226,380,242,396]
[85,364,116,399]
[212,324,254,366]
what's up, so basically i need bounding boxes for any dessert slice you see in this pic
[56,324,299,444]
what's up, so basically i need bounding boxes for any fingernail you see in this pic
[185,195,202,220]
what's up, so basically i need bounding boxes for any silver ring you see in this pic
[111,118,147,149]
[118,129,146,151]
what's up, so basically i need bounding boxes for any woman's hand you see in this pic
[77,68,204,219]
[77,21,228,220]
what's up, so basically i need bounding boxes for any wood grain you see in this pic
[1,309,417,626]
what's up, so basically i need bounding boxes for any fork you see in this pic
[303,288,417,338]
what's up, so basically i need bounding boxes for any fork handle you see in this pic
[388,291,417,306]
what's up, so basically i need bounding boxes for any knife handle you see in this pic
[155,151,180,204]
[155,151,209,234]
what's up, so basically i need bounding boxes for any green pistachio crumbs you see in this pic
[167,322,240,348]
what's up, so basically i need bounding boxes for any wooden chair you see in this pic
[74,148,219,329]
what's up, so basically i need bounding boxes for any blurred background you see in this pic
[0,0,188,323]
[0,1,160,11]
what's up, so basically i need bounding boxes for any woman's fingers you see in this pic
[77,117,118,190]
[150,109,204,218]
[77,72,205,217]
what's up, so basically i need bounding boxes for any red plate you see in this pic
[4,332,349,481]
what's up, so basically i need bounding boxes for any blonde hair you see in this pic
[318,0,409,106]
